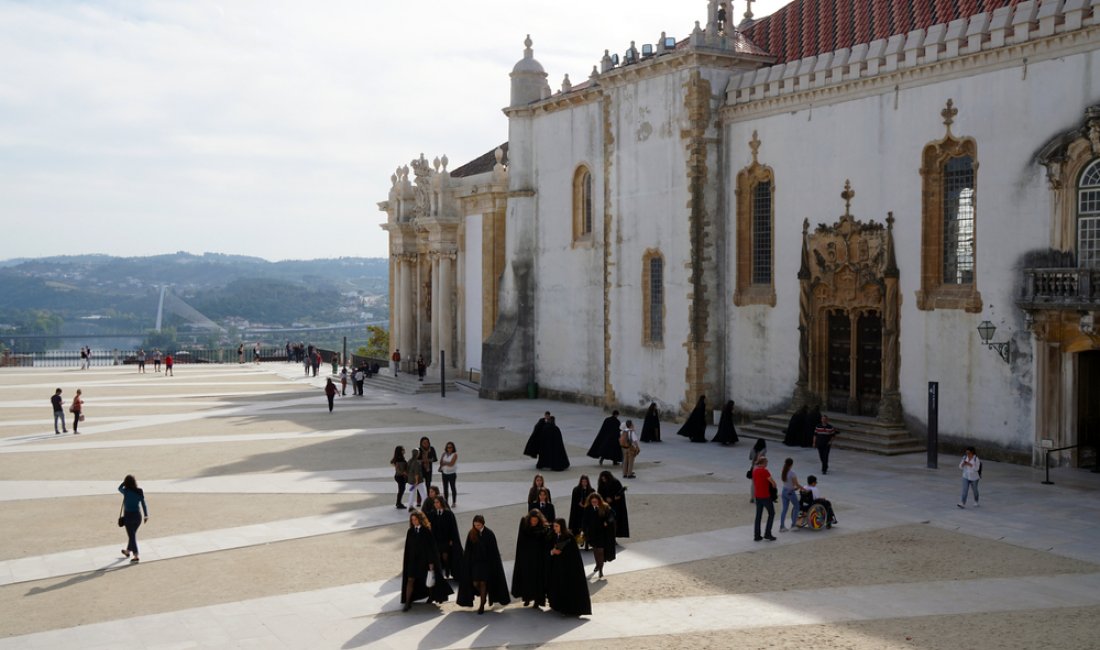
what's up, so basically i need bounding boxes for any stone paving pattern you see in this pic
[0,364,1098,649]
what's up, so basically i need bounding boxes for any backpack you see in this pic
[619,430,630,448]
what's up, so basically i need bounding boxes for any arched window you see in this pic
[572,166,593,242]
[733,132,775,307]
[643,250,664,346]
[943,156,976,284]
[1078,159,1100,268]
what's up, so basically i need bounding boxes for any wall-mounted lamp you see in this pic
[976,320,1011,363]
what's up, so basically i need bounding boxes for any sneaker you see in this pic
[121,549,130,557]
[779,526,788,532]
[973,502,980,508]
[957,503,965,509]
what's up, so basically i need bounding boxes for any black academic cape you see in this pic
[568,485,595,535]
[523,418,545,458]
[582,505,617,562]
[598,477,630,538]
[536,423,570,471]
[712,402,739,444]
[426,508,463,578]
[401,526,454,604]
[511,519,551,605]
[533,500,556,523]
[546,533,592,617]
[676,399,708,442]
[783,408,807,446]
[456,527,511,608]
[640,409,661,442]
[586,415,623,462]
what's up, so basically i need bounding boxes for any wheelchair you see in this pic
[795,490,834,531]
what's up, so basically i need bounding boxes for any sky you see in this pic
[0,0,786,262]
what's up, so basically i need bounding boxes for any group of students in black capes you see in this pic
[400,469,632,617]
[675,396,741,445]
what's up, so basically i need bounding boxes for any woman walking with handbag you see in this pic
[118,475,148,562]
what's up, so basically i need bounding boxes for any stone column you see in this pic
[390,255,400,357]
[793,219,815,409]
[399,255,414,365]
[430,254,440,364]
[439,253,454,367]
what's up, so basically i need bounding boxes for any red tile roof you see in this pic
[742,0,1027,64]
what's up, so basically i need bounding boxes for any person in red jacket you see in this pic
[164,353,174,377]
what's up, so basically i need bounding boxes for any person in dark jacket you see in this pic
[586,410,623,465]
[426,496,463,579]
[511,510,551,607]
[401,511,453,611]
[640,402,661,442]
[527,474,551,511]
[583,493,617,579]
[677,395,708,442]
[532,488,556,522]
[546,518,592,617]
[324,378,338,412]
[712,399,739,445]
[536,416,570,471]
[568,474,595,539]
[456,515,510,614]
[597,470,630,538]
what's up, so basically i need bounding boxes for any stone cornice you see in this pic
[721,23,1100,123]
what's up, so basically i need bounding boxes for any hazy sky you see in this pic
[0,0,785,262]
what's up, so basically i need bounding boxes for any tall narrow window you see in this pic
[642,249,665,346]
[572,166,594,243]
[752,180,773,285]
[734,131,776,307]
[916,99,981,312]
[1079,159,1100,268]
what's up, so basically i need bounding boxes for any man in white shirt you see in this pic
[958,446,981,509]
[620,420,640,479]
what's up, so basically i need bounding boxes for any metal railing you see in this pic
[0,347,316,368]
[1039,443,1100,485]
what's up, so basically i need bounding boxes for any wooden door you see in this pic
[856,311,882,417]
[827,311,851,412]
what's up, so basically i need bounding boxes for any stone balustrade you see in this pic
[1019,266,1100,309]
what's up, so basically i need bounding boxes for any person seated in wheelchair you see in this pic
[797,475,837,529]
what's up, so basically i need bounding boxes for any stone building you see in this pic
[382,0,1100,465]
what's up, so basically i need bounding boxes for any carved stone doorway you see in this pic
[794,181,902,423]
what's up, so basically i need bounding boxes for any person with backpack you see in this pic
[958,446,982,509]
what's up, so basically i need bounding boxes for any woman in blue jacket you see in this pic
[118,475,148,563]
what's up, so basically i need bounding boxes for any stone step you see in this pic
[362,373,456,396]
[739,412,926,456]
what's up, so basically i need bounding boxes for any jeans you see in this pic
[780,487,800,527]
[123,511,142,556]
[53,410,66,433]
[441,473,457,503]
[754,497,775,539]
[961,477,979,504]
[394,476,407,506]
[72,411,81,433]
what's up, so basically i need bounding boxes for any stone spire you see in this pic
[510,35,549,107]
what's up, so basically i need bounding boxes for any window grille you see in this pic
[648,256,663,343]
[752,181,772,285]
[1080,160,1100,268]
[942,156,975,284]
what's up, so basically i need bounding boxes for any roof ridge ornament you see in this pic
[841,179,855,217]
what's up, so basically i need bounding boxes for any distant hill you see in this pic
[0,252,389,331]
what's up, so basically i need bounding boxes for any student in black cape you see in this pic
[582,493,617,579]
[426,496,463,579]
[456,515,510,614]
[640,402,662,442]
[568,474,595,539]
[676,395,708,442]
[401,511,453,611]
[597,470,630,538]
[511,509,552,607]
[532,488,556,522]
[523,411,550,459]
[783,405,808,447]
[546,518,592,617]
[536,416,571,471]
[527,474,551,511]
[712,399,739,445]
[586,410,623,465]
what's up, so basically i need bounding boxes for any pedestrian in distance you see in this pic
[255,342,262,365]
[136,349,146,374]
[391,446,408,509]
[568,475,595,540]
[417,355,426,381]
[640,402,662,442]
[587,410,623,466]
[712,399,739,445]
[546,518,592,617]
[456,515,510,614]
[70,389,83,435]
[958,446,982,509]
[779,457,804,532]
[164,353,173,376]
[339,366,348,396]
[536,416,570,471]
[80,346,88,370]
[418,436,438,492]
[153,349,161,372]
[401,510,453,611]
[330,353,338,375]
[532,488,555,522]
[406,449,426,511]
[597,470,630,538]
[237,343,244,364]
[426,496,463,579]
[619,420,640,479]
[439,441,458,507]
[583,493,616,579]
[524,411,550,460]
[51,388,67,434]
[392,348,401,376]
[747,438,767,502]
[512,509,551,608]
[527,474,551,511]
[752,457,778,541]
[814,414,838,474]
[118,474,148,562]
[676,395,708,442]
[324,378,338,412]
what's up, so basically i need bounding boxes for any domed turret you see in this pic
[510,35,549,107]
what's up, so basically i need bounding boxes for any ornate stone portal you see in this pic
[794,181,902,423]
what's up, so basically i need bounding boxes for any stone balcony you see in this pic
[1018,267,1100,311]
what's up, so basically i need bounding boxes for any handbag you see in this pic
[79,414,85,422]
[425,569,436,588]
[117,503,125,528]
[745,468,753,480]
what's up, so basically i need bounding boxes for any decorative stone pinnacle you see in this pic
[749,130,761,163]
[841,179,855,215]
[802,217,810,234]
[886,211,895,229]
[745,0,755,20]
[561,74,572,92]
[942,98,957,134]
[524,34,533,53]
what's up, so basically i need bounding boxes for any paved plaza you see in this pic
[0,364,1098,649]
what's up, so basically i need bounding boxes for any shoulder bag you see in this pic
[117,502,125,528]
